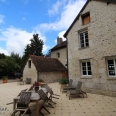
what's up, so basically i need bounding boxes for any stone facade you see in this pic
[51,48,67,67]
[23,57,66,84]
[65,0,116,96]
[39,71,62,83]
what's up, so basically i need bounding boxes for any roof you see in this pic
[64,0,116,37]
[51,41,67,51]
[29,55,67,72]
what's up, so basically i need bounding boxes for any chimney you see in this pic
[57,37,62,45]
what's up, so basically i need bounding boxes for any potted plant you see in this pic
[33,81,39,86]
[2,76,8,83]
[58,77,68,88]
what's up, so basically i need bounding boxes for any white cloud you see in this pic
[43,45,50,53]
[58,30,66,41]
[0,14,5,24]
[35,0,86,32]
[0,47,9,55]
[54,30,66,44]
[48,1,62,16]
[0,27,50,56]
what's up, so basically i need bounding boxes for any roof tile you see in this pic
[51,41,67,51]
[30,55,67,72]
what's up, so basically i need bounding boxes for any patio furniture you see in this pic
[6,88,28,105]
[44,84,60,104]
[10,91,32,116]
[67,81,86,100]
[28,85,34,91]
[38,89,51,116]
[61,79,75,93]
[13,87,48,116]
[25,78,32,84]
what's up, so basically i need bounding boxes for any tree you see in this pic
[22,34,44,66]
[0,53,5,59]
[0,54,22,78]
[10,52,22,66]
[30,34,43,56]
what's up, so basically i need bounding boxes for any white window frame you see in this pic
[79,30,89,48]
[81,60,92,76]
[107,58,116,77]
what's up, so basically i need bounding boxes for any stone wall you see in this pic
[51,48,67,67]
[66,1,116,96]
[39,71,62,83]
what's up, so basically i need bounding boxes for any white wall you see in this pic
[23,58,37,84]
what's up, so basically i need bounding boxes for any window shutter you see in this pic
[82,13,90,25]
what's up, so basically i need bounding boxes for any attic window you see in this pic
[28,60,31,68]
[57,53,60,58]
[82,12,90,25]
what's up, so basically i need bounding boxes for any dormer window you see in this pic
[28,60,31,68]
[82,12,90,25]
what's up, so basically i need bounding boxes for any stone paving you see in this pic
[0,82,116,116]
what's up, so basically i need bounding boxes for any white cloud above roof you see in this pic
[0,27,50,56]
[35,0,86,32]
[48,0,63,16]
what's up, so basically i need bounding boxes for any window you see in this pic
[82,12,90,25]
[81,61,92,75]
[107,59,116,76]
[79,31,89,48]
[57,53,60,58]
[28,60,31,68]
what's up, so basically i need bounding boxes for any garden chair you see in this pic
[28,85,34,91]
[67,81,87,100]
[61,79,75,93]
[38,89,51,116]
[10,91,32,116]
[6,88,28,105]
[44,84,60,104]
[25,78,32,84]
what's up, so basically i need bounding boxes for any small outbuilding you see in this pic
[23,55,67,84]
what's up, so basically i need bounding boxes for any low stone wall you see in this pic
[85,88,116,97]
[39,71,62,83]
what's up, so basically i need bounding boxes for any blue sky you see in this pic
[0,0,86,56]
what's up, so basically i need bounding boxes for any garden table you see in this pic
[13,87,47,116]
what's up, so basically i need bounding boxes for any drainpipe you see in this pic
[66,38,69,81]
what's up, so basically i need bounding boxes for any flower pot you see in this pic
[34,86,39,92]
[38,82,46,86]
[61,84,67,88]
[2,80,8,83]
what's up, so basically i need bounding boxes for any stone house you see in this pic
[51,37,67,67]
[64,0,116,96]
[23,55,67,84]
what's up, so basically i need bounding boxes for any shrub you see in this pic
[58,77,68,84]
[38,78,44,82]
[2,76,8,80]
